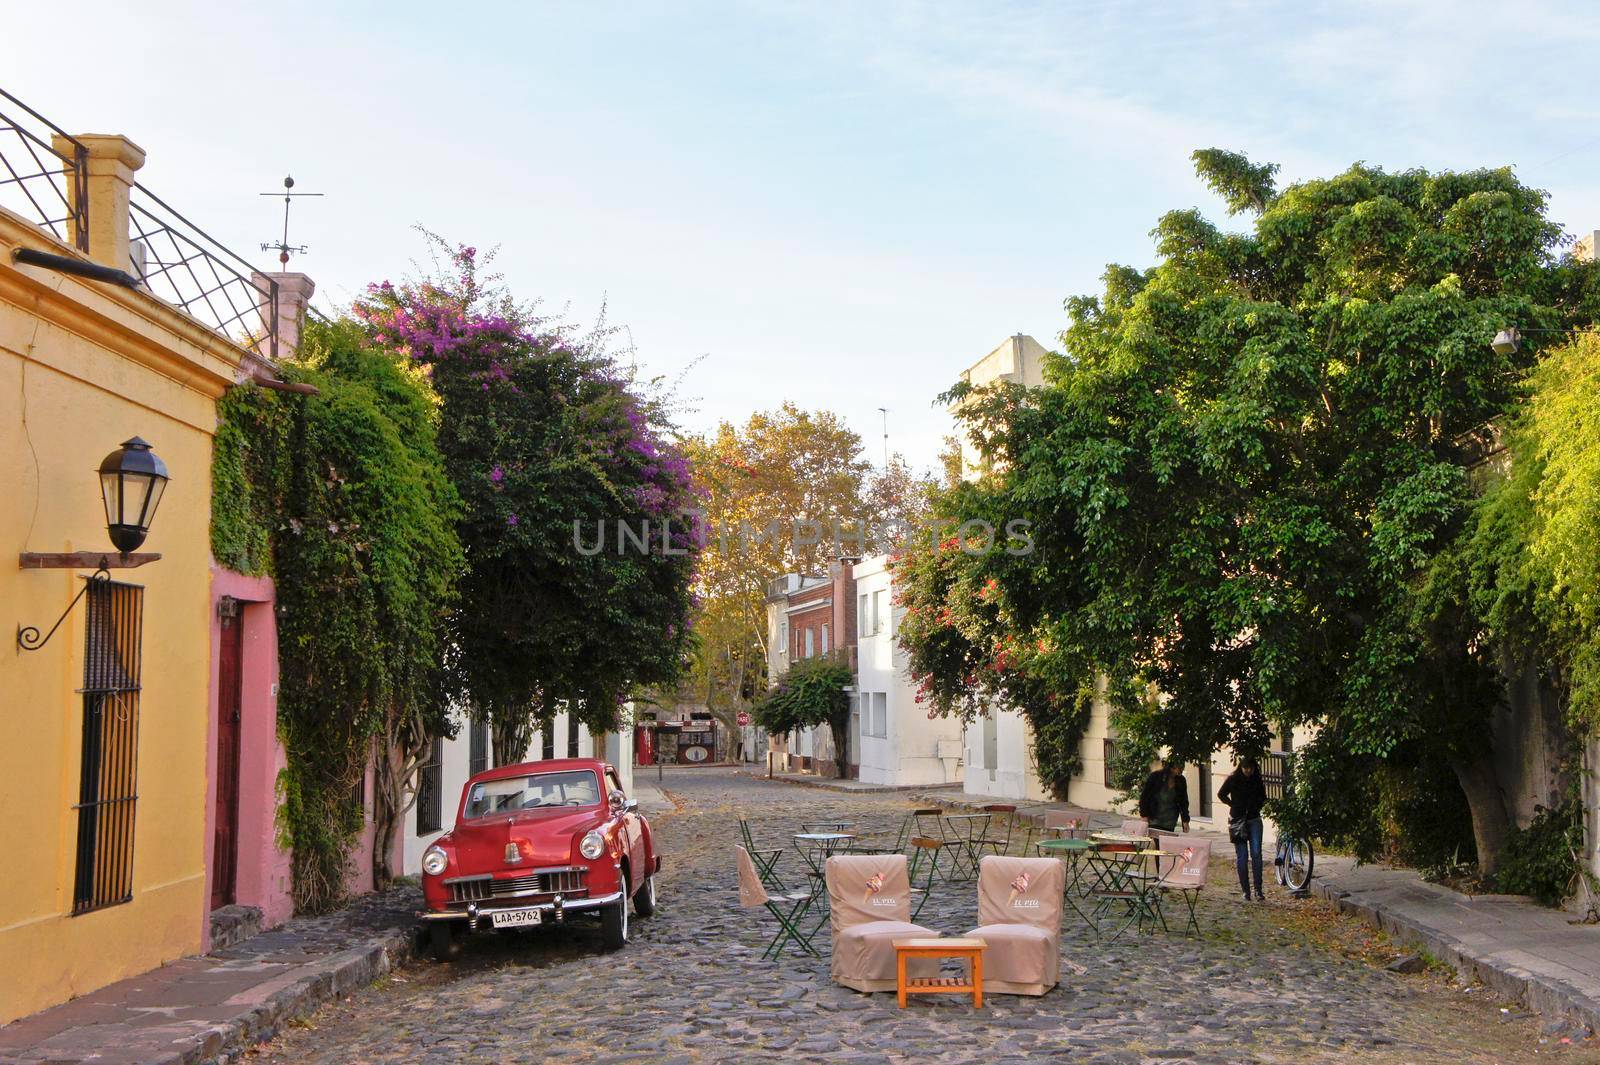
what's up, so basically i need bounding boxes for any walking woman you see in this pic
[1218,758,1267,901]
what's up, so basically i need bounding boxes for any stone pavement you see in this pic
[0,889,420,1065]
[248,767,1595,1064]
[918,787,1600,1037]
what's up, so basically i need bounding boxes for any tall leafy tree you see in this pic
[902,152,1598,871]
[356,242,699,763]
[681,406,869,741]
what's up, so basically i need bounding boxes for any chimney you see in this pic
[51,133,144,270]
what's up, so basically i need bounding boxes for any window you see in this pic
[857,594,869,636]
[416,736,443,834]
[541,725,555,761]
[1103,738,1121,788]
[872,590,887,635]
[469,720,489,775]
[464,770,600,818]
[803,628,815,658]
[778,620,788,654]
[864,692,887,738]
[820,623,829,654]
[567,718,581,758]
[74,577,144,914]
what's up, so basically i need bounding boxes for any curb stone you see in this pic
[1312,880,1600,1037]
[206,926,420,1064]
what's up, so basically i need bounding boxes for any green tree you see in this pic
[753,656,854,778]
[356,240,699,764]
[681,407,869,746]
[901,151,1598,871]
[212,317,462,908]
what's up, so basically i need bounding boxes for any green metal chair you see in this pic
[737,846,819,959]
[739,817,786,890]
[906,835,947,920]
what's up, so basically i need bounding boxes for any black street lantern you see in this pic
[98,437,169,554]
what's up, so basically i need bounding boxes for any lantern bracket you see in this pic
[19,552,161,570]
[17,563,111,652]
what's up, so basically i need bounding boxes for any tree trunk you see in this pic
[492,705,538,767]
[370,742,400,893]
[1451,749,1514,877]
[830,716,851,780]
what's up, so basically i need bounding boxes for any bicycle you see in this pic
[1273,832,1314,894]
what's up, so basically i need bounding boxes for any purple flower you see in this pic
[506,513,519,528]
[490,465,504,484]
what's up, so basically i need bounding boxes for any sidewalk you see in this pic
[735,767,964,793]
[915,788,1600,1034]
[0,888,420,1065]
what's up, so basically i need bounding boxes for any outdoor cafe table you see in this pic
[940,813,992,879]
[800,819,854,834]
[1035,837,1095,924]
[1083,833,1151,898]
[792,832,855,883]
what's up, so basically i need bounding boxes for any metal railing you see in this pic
[1,86,277,359]
[0,87,87,251]
[127,183,278,358]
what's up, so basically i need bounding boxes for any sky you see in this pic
[7,0,1600,470]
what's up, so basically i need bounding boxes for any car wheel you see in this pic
[428,921,460,963]
[633,871,657,917]
[601,871,630,950]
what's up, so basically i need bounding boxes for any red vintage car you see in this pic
[418,758,660,959]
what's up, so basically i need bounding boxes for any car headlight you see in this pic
[579,831,606,860]
[421,845,449,876]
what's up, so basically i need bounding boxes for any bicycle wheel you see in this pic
[1284,838,1314,892]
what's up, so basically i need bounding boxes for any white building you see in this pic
[402,709,634,876]
[851,554,964,786]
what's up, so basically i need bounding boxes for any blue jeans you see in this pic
[1233,817,1264,895]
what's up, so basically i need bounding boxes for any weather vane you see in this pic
[259,175,323,268]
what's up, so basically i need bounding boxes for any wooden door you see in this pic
[211,607,243,909]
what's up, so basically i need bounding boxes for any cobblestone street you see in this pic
[252,769,1597,1064]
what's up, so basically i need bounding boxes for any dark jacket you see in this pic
[1137,770,1189,827]
[1218,769,1266,822]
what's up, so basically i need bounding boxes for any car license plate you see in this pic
[490,908,543,928]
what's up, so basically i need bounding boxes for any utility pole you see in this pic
[878,407,890,470]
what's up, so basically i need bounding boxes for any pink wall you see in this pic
[202,568,293,948]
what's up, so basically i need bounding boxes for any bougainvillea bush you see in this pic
[355,241,699,762]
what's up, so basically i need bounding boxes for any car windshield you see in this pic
[464,770,601,818]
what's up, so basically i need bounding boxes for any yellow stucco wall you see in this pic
[0,208,241,1024]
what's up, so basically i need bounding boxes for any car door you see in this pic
[607,768,645,879]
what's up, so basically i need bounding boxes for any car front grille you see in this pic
[446,867,588,904]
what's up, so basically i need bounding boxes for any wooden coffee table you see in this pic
[893,937,986,1008]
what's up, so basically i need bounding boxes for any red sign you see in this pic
[736,711,752,727]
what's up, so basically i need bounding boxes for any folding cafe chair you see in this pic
[1151,840,1210,937]
[975,804,1017,857]
[737,846,819,959]
[739,817,786,890]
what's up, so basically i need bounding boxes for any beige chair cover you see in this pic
[1043,810,1083,833]
[964,855,1064,995]
[1157,840,1210,888]
[1119,817,1149,837]
[826,854,939,992]
[736,846,770,908]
